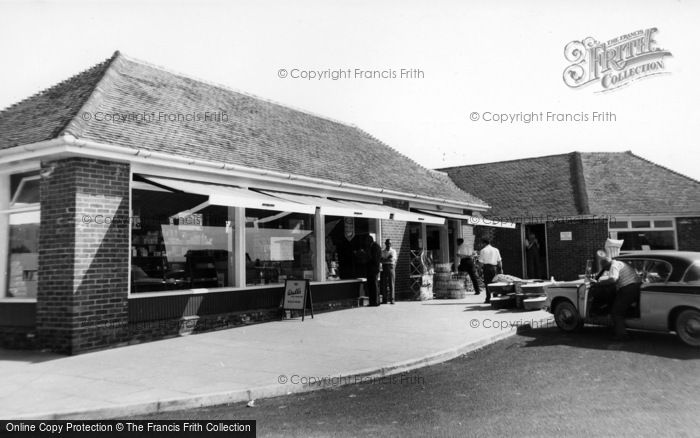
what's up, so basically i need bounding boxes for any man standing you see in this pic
[525,231,541,279]
[594,253,641,341]
[478,238,502,304]
[380,239,397,304]
[366,234,383,306]
[456,238,480,295]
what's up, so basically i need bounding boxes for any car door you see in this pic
[632,259,674,330]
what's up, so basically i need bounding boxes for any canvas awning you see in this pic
[141,176,316,214]
[137,176,447,223]
[333,200,445,224]
[416,209,516,229]
[260,192,390,219]
[262,192,445,223]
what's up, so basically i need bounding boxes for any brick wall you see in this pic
[36,158,130,354]
[474,224,524,278]
[380,218,411,300]
[676,217,700,251]
[0,302,36,349]
[546,220,608,281]
[126,298,358,345]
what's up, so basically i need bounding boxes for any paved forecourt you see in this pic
[0,295,552,419]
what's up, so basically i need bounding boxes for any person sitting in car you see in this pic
[593,251,642,341]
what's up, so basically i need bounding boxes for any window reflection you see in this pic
[245,209,315,285]
[130,189,234,292]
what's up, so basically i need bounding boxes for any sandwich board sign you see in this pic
[283,279,314,321]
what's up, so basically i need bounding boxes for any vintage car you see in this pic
[544,251,700,347]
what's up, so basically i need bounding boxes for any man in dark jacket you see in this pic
[366,234,383,306]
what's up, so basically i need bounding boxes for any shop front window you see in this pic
[5,171,40,299]
[245,209,315,285]
[131,188,235,293]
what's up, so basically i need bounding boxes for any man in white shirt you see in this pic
[456,238,480,295]
[478,238,502,304]
[380,239,397,304]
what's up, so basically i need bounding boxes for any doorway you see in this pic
[524,224,547,279]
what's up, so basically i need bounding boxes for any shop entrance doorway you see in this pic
[524,224,547,279]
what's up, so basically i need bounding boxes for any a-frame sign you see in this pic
[283,279,314,321]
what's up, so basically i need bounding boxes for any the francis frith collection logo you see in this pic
[563,28,672,92]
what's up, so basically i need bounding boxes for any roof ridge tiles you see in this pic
[624,150,700,185]
[57,50,122,139]
[353,126,431,172]
[436,150,631,170]
[0,54,115,114]
[115,51,362,132]
[437,151,574,170]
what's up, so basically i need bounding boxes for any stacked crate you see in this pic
[433,263,468,299]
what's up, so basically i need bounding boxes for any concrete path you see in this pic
[0,295,553,419]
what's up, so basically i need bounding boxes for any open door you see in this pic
[524,224,548,279]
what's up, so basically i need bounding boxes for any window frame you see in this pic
[1,169,41,301]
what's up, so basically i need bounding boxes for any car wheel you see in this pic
[675,309,700,347]
[554,301,583,332]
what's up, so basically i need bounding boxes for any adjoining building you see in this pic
[0,51,501,354]
[441,151,700,281]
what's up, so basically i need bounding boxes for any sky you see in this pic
[1,0,699,181]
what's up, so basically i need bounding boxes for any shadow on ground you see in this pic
[517,325,700,360]
[0,348,62,364]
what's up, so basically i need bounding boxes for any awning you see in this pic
[262,192,445,223]
[132,179,171,192]
[334,200,445,224]
[142,176,316,214]
[261,192,390,219]
[416,209,516,229]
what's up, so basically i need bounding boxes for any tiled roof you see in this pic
[0,58,113,148]
[580,152,700,215]
[440,153,584,218]
[440,152,700,217]
[0,51,484,207]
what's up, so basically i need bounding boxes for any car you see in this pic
[543,251,700,347]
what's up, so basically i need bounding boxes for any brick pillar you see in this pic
[37,158,130,354]
[380,219,411,300]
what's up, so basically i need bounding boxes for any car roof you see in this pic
[617,251,700,263]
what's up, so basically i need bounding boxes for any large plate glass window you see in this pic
[245,209,315,285]
[5,171,41,299]
[131,184,235,293]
